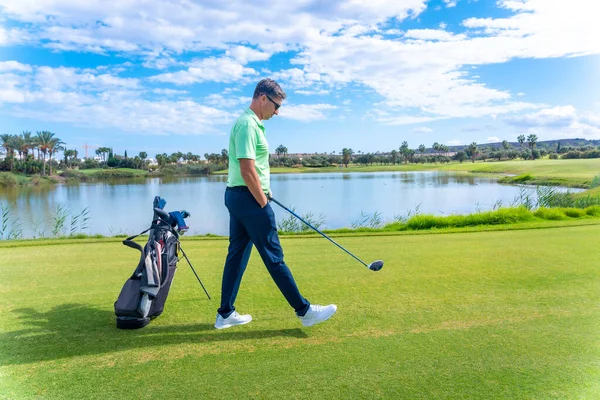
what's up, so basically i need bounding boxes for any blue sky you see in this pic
[1,0,599,159]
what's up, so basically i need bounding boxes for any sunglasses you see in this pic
[265,94,281,110]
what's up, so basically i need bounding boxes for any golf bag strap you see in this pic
[122,222,178,253]
[122,228,152,252]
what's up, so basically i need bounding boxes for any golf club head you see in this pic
[368,260,384,271]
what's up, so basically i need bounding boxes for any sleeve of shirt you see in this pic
[234,121,257,160]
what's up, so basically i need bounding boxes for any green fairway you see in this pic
[1,226,599,399]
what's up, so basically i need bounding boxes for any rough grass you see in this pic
[1,225,599,399]
[378,206,600,231]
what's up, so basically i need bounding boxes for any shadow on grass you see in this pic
[1,304,308,366]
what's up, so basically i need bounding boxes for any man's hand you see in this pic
[267,189,273,200]
[239,158,269,208]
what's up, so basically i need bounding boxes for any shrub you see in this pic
[406,215,449,230]
[585,205,600,216]
[80,159,100,169]
[404,207,532,230]
[0,172,17,187]
[561,151,581,159]
[562,208,586,218]
[590,175,600,189]
[534,208,566,220]
[512,174,534,183]
[94,169,139,179]
[61,170,88,180]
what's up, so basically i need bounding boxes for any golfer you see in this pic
[215,78,337,329]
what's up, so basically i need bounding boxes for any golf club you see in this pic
[269,197,384,271]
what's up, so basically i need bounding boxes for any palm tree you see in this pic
[36,130,57,176]
[517,135,526,148]
[467,142,478,163]
[275,145,287,158]
[390,149,398,165]
[139,152,148,169]
[220,149,229,166]
[418,144,426,154]
[341,148,353,167]
[501,140,510,150]
[439,144,449,157]
[1,134,16,171]
[399,141,410,163]
[63,149,75,169]
[47,137,65,175]
[12,131,34,174]
[527,134,538,149]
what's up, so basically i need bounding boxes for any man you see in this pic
[215,78,337,329]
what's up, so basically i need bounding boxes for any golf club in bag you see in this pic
[269,197,384,272]
[114,196,210,329]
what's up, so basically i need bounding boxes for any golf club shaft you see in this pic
[178,244,211,299]
[269,197,369,268]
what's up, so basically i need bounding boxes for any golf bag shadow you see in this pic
[114,196,200,329]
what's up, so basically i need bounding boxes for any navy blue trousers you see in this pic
[218,186,310,318]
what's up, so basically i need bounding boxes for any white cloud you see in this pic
[385,29,403,35]
[152,88,188,96]
[0,64,235,134]
[504,106,600,139]
[413,126,433,134]
[580,112,600,128]
[404,29,466,41]
[0,25,30,46]
[203,94,251,108]
[0,0,428,54]
[227,46,271,64]
[277,104,337,121]
[505,106,577,128]
[376,114,443,125]
[150,57,258,85]
[487,136,501,142]
[443,0,458,8]
[1,0,599,131]
[295,89,330,96]
[0,61,32,72]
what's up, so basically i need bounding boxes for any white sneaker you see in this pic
[298,304,337,327]
[214,311,252,329]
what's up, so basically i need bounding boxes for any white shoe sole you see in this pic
[214,317,252,330]
[301,306,337,327]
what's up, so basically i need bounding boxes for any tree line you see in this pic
[0,131,232,175]
[3,129,599,177]
[270,134,600,168]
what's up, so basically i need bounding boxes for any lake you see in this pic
[0,171,577,238]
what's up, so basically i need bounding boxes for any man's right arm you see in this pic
[239,158,268,208]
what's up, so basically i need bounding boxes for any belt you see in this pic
[226,186,250,192]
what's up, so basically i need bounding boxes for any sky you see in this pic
[1,0,599,158]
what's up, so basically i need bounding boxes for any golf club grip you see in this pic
[270,197,368,268]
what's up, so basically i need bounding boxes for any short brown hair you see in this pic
[253,78,286,100]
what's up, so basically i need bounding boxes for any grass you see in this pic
[1,224,599,399]
[0,172,57,187]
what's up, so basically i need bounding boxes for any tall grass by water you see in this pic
[0,203,91,240]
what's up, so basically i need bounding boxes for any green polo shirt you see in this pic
[227,108,270,193]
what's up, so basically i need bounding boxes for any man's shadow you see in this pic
[1,304,308,366]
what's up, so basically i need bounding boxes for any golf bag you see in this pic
[114,196,190,329]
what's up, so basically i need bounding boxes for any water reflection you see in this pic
[0,172,579,238]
